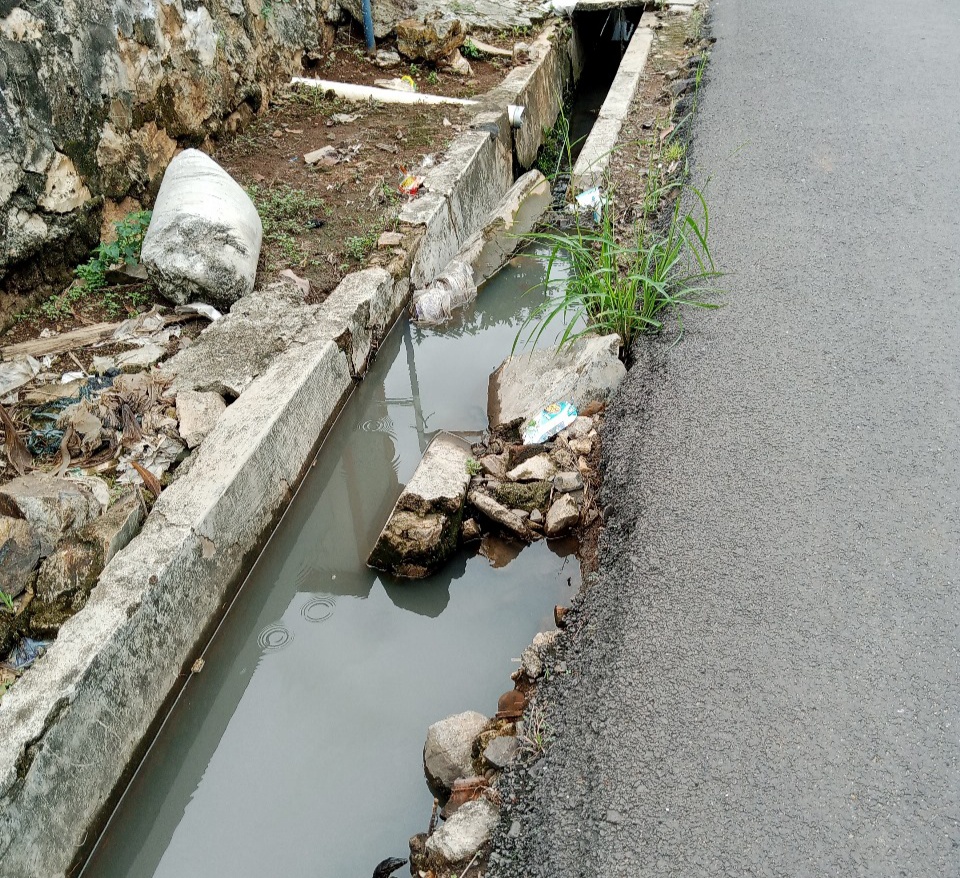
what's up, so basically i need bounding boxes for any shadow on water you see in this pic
[81,247,580,878]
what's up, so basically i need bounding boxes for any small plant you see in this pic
[247,183,325,269]
[74,209,152,293]
[0,590,14,612]
[462,38,482,60]
[518,703,551,759]
[346,231,378,263]
[465,457,482,476]
[426,70,439,86]
[663,140,686,164]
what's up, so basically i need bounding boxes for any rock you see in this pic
[374,49,402,67]
[423,710,489,795]
[396,17,465,63]
[0,473,103,557]
[467,38,513,58]
[34,490,144,609]
[377,231,404,248]
[176,390,227,448]
[443,48,473,76]
[461,517,481,542]
[468,490,531,540]
[606,808,624,824]
[564,416,594,440]
[570,437,593,456]
[545,493,580,536]
[368,433,473,578]
[507,453,556,482]
[0,516,41,599]
[479,453,508,479]
[483,735,519,769]
[488,334,626,427]
[443,776,489,818]
[304,145,340,166]
[508,819,522,838]
[553,471,583,493]
[554,604,569,627]
[141,150,263,307]
[520,629,559,679]
[512,41,530,63]
[425,798,499,867]
[529,508,543,524]
[453,170,552,286]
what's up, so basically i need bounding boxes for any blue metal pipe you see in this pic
[362,0,375,52]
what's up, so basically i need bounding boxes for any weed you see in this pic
[247,183,325,269]
[518,703,551,759]
[462,38,482,60]
[346,230,378,263]
[465,457,482,476]
[662,139,686,165]
[517,184,719,353]
[535,104,574,180]
[426,70,439,87]
[74,210,152,293]
[0,591,13,612]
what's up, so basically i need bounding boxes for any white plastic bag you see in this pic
[410,260,478,324]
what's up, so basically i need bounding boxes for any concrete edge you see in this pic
[571,25,654,191]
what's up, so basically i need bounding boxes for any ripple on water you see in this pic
[300,595,336,623]
[257,622,293,652]
[359,416,393,433]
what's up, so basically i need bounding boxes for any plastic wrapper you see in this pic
[521,401,579,444]
[410,261,478,324]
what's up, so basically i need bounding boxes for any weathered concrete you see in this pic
[488,334,627,426]
[572,25,654,190]
[0,266,407,878]
[339,0,545,39]
[176,391,227,449]
[368,433,473,579]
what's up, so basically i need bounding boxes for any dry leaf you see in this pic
[130,460,162,497]
[0,405,31,475]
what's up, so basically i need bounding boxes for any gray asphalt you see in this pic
[488,0,960,875]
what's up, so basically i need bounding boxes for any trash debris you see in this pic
[175,302,223,322]
[409,261,478,324]
[0,356,41,399]
[575,186,607,223]
[2,637,50,672]
[521,401,579,445]
[330,112,360,125]
[279,269,311,296]
[399,170,425,197]
[374,49,401,68]
[374,76,418,93]
[304,145,341,166]
[1,405,31,474]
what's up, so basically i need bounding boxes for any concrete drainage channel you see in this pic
[0,4,667,877]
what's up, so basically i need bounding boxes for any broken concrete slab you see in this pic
[0,473,103,557]
[0,515,40,598]
[520,629,560,679]
[454,169,552,286]
[507,453,557,482]
[425,797,499,867]
[423,709,489,795]
[368,433,473,578]
[176,390,227,449]
[488,334,626,427]
[468,490,532,540]
[141,149,263,307]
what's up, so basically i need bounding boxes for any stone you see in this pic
[461,517,481,542]
[425,798,499,867]
[443,48,473,76]
[142,150,263,307]
[368,433,473,578]
[520,629,559,679]
[488,334,627,426]
[507,453,556,482]
[0,473,103,557]
[377,231,404,248]
[564,416,594,440]
[545,493,580,536]
[453,169,551,286]
[423,710,490,795]
[483,735,519,769]
[396,17,465,63]
[37,153,91,214]
[0,515,41,599]
[508,819,522,838]
[443,776,489,818]
[570,437,593,456]
[553,471,583,493]
[304,145,340,166]
[467,490,531,540]
[374,49,402,67]
[529,508,543,524]
[480,453,507,479]
[176,390,227,448]
[512,41,530,63]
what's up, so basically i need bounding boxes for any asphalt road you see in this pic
[489,0,960,875]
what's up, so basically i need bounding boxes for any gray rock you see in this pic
[425,797,499,866]
[176,390,227,448]
[545,493,580,536]
[529,508,543,524]
[564,416,594,440]
[396,17,465,62]
[488,334,626,427]
[304,145,340,166]
[507,454,557,482]
[374,49,402,67]
[142,150,263,307]
[483,735,520,769]
[520,629,560,679]
[368,433,473,578]
[508,818,522,838]
[553,471,584,493]
[480,453,508,480]
[461,517,481,542]
[0,515,41,598]
[0,473,103,557]
[423,710,490,795]
[468,490,532,540]
[340,0,543,39]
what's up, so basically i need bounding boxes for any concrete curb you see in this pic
[0,25,578,878]
[571,24,654,191]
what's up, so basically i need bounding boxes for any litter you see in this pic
[176,302,223,322]
[374,76,418,93]
[0,356,41,399]
[522,401,579,445]
[2,637,50,672]
[575,187,607,223]
[409,261,477,324]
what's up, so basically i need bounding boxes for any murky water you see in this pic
[81,249,580,878]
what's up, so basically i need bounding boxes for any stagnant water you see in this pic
[81,249,580,878]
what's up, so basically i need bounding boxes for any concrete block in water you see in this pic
[367,433,473,579]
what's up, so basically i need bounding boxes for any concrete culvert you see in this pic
[141,149,263,308]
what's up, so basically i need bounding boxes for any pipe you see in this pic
[291,77,480,107]
[361,0,376,53]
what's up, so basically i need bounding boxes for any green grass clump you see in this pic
[74,209,152,293]
[247,183,325,268]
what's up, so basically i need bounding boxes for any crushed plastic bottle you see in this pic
[409,261,478,324]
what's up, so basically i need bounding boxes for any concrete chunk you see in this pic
[425,798,499,867]
[176,390,227,448]
[368,433,473,578]
[0,515,40,598]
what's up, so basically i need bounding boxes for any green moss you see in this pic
[492,480,551,512]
